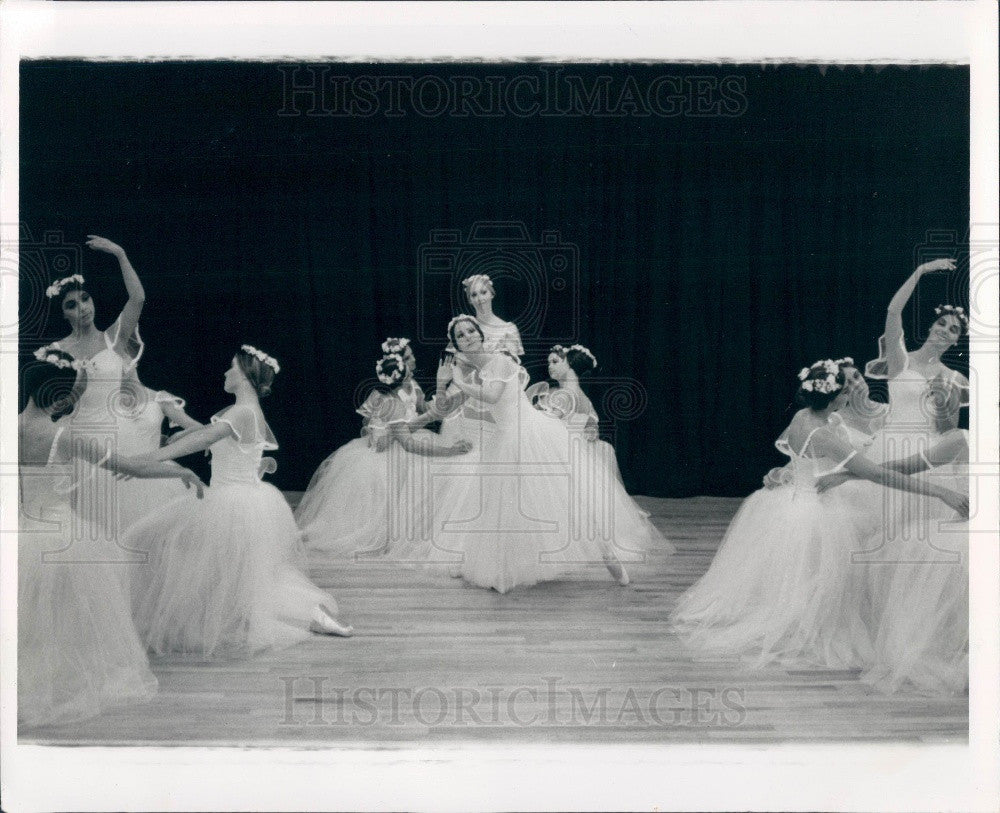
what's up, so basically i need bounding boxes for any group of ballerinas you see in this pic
[294,272,667,590]
[18,255,665,729]
[672,257,972,696]
[18,242,972,731]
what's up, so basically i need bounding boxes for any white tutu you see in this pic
[672,419,874,669]
[297,385,441,559]
[862,462,969,695]
[19,430,156,729]
[407,355,654,592]
[126,405,335,657]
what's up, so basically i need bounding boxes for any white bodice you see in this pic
[19,428,70,520]
[208,406,277,486]
[776,419,858,493]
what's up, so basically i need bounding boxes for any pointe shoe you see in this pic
[310,605,354,638]
[604,555,629,586]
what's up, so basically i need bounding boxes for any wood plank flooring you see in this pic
[21,496,967,745]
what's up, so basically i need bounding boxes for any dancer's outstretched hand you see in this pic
[180,468,207,498]
[448,440,473,456]
[917,258,956,276]
[85,235,125,257]
[436,357,454,390]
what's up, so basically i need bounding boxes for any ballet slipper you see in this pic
[309,604,354,637]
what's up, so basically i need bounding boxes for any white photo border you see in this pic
[1,2,997,811]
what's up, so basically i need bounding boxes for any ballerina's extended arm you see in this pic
[881,258,957,378]
[881,429,968,475]
[132,421,234,463]
[387,424,471,457]
[160,399,203,431]
[59,430,205,497]
[810,428,968,517]
[85,236,146,357]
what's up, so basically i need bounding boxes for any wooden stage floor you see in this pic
[22,496,967,746]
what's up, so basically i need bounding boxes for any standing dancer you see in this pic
[421,317,631,593]
[49,236,146,545]
[295,348,471,558]
[126,346,353,657]
[439,274,524,447]
[671,359,967,669]
[18,350,203,727]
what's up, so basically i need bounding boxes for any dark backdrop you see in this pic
[18,62,969,496]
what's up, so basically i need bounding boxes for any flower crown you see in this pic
[935,304,969,331]
[33,342,87,371]
[797,358,843,394]
[553,343,598,370]
[45,274,85,299]
[461,274,492,291]
[447,313,480,337]
[381,337,410,354]
[240,344,280,374]
[376,353,405,386]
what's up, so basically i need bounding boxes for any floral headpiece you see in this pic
[33,342,87,371]
[553,343,598,370]
[461,274,493,292]
[240,344,280,374]
[797,359,843,394]
[934,304,969,332]
[376,353,405,386]
[833,356,854,368]
[447,313,480,337]
[381,337,411,355]
[45,274,85,299]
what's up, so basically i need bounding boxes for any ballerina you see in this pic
[48,236,147,547]
[439,275,524,446]
[865,258,969,460]
[125,345,354,657]
[18,349,203,728]
[671,359,968,670]
[416,316,631,593]
[295,349,472,558]
[526,343,673,561]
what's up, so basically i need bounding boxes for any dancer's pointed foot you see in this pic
[310,604,354,637]
[604,555,629,586]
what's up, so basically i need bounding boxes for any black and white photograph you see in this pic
[1,3,998,811]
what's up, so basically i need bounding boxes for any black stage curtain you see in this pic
[18,63,969,496]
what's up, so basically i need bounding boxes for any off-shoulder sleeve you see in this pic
[479,354,520,385]
[155,390,187,428]
[211,405,277,451]
[864,333,906,380]
[357,391,407,440]
[108,317,145,372]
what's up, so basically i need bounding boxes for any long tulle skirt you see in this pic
[671,485,874,669]
[406,409,660,592]
[19,507,157,729]
[126,481,334,657]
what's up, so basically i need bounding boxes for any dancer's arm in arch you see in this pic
[810,428,967,516]
[882,258,957,378]
[85,236,146,357]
